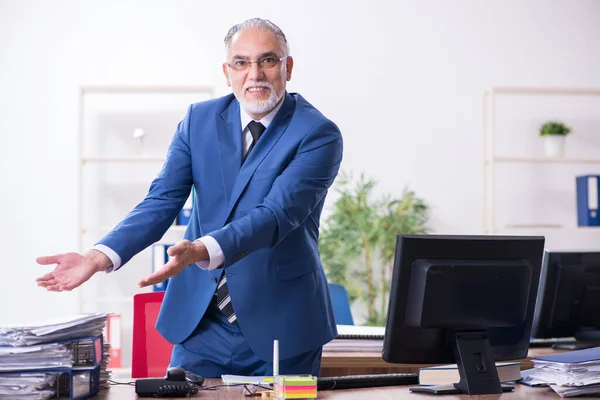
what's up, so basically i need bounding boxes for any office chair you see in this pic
[132,292,173,378]
[328,283,354,325]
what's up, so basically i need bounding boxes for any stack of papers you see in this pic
[100,341,112,389]
[0,343,73,371]
[526,347,600,397]
[0,373,57,400]
[0,313,110,398]
[0,313,108,346]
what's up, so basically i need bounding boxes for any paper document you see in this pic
[0,313,109,346]
[221,374,274,385]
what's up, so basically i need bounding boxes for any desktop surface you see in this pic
[99,379,563,399]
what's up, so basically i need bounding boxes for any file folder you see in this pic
[0,335,103,400]
[60,335,103,368]
[0,366,101,400]
[576,175,600,226]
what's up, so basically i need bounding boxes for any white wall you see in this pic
[0,0,599,329]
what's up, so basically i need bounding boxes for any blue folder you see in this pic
[576,175,600,226]
[533,346,600,364]
[151,243,174,291]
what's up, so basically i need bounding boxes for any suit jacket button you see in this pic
[212,277,218,283]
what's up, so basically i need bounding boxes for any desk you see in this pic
[320,344,556,377]
[98,379,562,399]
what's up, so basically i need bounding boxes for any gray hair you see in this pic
[224,18,290,57]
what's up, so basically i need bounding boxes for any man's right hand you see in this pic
[36,250,111,292]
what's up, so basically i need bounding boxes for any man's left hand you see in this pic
[138,240,208,288]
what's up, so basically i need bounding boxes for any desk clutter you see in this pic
[523,346,600,397]
[0,313,111,399]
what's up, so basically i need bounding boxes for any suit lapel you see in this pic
[225,93,296,221]
[215,100,243,204]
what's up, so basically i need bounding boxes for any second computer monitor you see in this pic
[531,250,600,350]
[382,234,545,395]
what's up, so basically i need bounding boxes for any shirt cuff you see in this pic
[92,244,122,273]
[195,235,224,270]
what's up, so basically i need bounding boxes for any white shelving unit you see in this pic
[77,85,214,314]
[482,86,600,234]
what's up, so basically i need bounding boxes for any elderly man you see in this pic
[36,18,343,378]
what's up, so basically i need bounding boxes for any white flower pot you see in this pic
[543,135,566,157]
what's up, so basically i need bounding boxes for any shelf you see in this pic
[77,84,215,316]
[491,157,600,164]
[82,156,166,163]
[503,224,563,230]
[81,85,214,94]
[488,87,600,96]
[501,224,600,231]
[82,225,188,234]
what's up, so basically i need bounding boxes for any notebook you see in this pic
[336,325,385,340]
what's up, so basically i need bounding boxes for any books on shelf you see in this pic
[418,362,521,386]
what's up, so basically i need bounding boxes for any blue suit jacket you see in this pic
[98,92,343,361]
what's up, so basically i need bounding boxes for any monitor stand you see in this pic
[410,330,514,395]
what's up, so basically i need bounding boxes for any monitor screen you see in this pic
[531,251,600,350]
[382,234,545,395]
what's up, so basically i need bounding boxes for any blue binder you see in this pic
[176,189,195,226]
[151,243,174,291]
[0,335,103,399]
[0,366,101,400]
[576,175,600,226]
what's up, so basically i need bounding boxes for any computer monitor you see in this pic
[382,234,545,395]
[531,251,600,350]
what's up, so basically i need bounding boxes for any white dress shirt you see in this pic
[94,98,284,272]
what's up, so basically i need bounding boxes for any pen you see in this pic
[273,339,279,378]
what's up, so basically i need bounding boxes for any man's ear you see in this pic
[285,56,294,81]
[222,64,231,87]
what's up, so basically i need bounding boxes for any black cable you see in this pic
[200,383,241,390]
[108,379,135,386]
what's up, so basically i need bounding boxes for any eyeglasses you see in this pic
[242,384,273,397]
[227,56,288,71]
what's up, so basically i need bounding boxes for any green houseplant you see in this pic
[539,121,571,157]
[319,172,429,326]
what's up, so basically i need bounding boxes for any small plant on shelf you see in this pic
[539,121,572,136]
[539,120,572,157]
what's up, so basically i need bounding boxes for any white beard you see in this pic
[239,81,284,115]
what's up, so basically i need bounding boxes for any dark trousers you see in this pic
[169,297,322,378]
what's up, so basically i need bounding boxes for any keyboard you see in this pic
[529,337,577,347]
[317,373,418,391]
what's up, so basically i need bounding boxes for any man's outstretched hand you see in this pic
[138,240,208,288]
[36,250,111,292]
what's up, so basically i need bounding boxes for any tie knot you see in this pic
[248,121,266,142]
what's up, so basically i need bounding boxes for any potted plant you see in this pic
[319,172,429,325]
[539,121,571,157]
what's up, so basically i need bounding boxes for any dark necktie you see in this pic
[243,121,266,162]
[215,120,266,324]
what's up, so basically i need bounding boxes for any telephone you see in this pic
[135,367,204,397]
